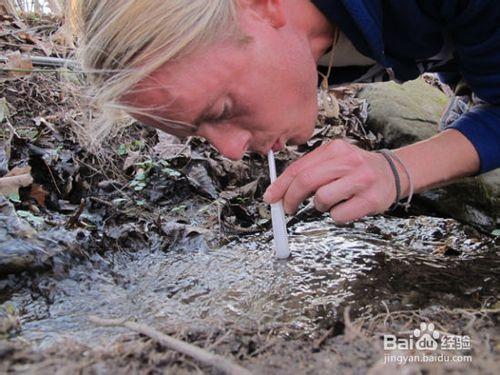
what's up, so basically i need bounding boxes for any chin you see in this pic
[290,130,314,145]
[294,121,316,144]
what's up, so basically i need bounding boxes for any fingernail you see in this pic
[263,191,271,203]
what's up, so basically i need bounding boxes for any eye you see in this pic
[209,101,232,124]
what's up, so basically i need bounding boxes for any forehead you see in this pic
[124,42,247,123]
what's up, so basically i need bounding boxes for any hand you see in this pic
[263,139,398,223]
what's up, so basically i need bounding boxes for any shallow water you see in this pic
[7,215,500,349]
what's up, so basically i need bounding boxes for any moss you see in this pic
[359,78,448,147]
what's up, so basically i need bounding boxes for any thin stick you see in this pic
[312,327,334,351]
[66,199,86,229]
[88,316,253,375]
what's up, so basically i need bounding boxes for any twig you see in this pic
[312,327,335,352]
[66,198,85,229]
[0,24,54,38]
[41,157,63,196]
[89,196,113,207]
[5,121,20,138]
[88,316,253,375]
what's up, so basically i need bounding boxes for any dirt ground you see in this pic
[1,11,499,375]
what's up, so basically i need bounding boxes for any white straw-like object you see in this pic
[267,150,290,259]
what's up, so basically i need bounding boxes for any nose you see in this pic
[201,125,251,161]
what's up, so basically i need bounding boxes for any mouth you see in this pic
[271,139,285,152]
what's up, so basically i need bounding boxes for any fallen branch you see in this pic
[88,316,253,375]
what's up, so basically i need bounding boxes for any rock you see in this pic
[358,79,448,147]
[359,79,499,232]
[418,170,500,232]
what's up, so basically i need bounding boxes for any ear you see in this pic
[242,0,286,28]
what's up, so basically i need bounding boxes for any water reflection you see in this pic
[8,215,500,348]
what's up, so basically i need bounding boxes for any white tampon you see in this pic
[267,150,290,259]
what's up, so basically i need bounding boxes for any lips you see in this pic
[271,139,284,152]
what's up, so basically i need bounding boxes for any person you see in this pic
[76,0,499,224]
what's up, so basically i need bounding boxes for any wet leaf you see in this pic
[161,221,210,252]
[492,229,500,237]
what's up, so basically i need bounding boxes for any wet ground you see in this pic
[5,214,499,352]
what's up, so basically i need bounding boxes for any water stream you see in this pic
[6,215,499,350]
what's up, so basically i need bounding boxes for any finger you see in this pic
[264,140,354,203]
[282,157,354,214]
[329,196,378,224]
[313,176,365,213]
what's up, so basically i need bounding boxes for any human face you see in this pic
[124,7,320,160]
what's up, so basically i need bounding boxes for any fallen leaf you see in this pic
[5,166,31,178]
[123,151,140,171]
[30,184,48,206]
[187,163,218,199]
[319,91,340,119]
[153,131,188,160]
[1,52,33,80]
[0,166,33,197]
[18,31,52,56]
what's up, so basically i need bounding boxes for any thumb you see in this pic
[263,183,281,204]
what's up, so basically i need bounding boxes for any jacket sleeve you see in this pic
[422,0,500,172]
[450,105,500,173]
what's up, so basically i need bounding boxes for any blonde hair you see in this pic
[75,0,241,147]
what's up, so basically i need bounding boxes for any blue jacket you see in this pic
[313,0,500,173]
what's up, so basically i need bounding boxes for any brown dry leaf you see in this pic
[2,52,33,80]
[5,165,31,178]
[0,166,33,197]
[153,131,188,160]
[30,183,48,206]
[123,151,140,171]
[322,92,340,119]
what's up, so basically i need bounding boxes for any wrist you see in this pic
[392,150,413,199]
[392,129,480,195]
[376,149,414,210]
